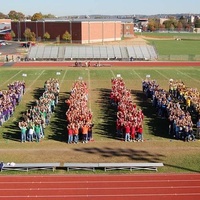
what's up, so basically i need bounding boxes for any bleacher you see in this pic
[0,162,164,172]
[28,45,158,61]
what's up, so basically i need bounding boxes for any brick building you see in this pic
[11,19,128,44]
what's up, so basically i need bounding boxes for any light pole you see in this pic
[36,21,38,41]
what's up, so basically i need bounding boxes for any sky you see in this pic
[1,0,200,16]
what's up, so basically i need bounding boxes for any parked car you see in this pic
[20,41,35,48]
[0,40,8,45]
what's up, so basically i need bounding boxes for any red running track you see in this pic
[1,61,200,67]
[0,174,200,200]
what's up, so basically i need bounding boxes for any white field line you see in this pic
[25,70,45,94]
[1,185,200,191]
[132,69,143,81]
[110,69,116,78]
[0,193,199,198]
[154,70,169,80]
[1,179,199,184]
[0,70,22,88]
[59,69,68,88]
[176,69,200,83]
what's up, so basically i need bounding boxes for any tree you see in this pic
[194,19,200,28]
[4,33,12,40]
[43,32,50,40]
[169,23,175,31]
[146,18,160,32]
[62,31,71,43]
[8,10,25,20]
[31,12,43,21]
[0,12,7,19]
[11,30,16,39]
[177,21,183,31]
[23,28,36,41]
[179,16,188,29]
[43,14,56,18]
[163,19,178,31]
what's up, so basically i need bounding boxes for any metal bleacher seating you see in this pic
[50,46,59,60]
[28,44,158,61]
[113,46,122,60]
[134,45,144,60]
[1,163,60,172]
[28,46,38,60]
[120,46,129,60]
[35,46,45,60]
[57,46,65,61]
[43,46,51,59]
[64,162,164,172]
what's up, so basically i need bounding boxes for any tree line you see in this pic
[0,10,56,21]
[145,16,200,32]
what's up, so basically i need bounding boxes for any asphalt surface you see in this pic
[0,41,23,55]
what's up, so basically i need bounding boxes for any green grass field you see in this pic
[134,32,200,59]
[0,66,200,173]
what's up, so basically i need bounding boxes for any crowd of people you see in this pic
[0,81,25,127]
[18,78,60,143]
[66,79,93,144]
[142,78,197,142]
[168,79,200,118]
[110,76,144,142]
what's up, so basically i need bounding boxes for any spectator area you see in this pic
[28,45,158,61]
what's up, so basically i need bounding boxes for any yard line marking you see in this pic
[176,69,200,83]
[25,70,45,94]
[132,69,143,80]
[110,69,116,78]
[154,70,169,80]
[59,69,68,88]
[0,70,22,88]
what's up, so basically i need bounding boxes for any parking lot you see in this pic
[0,41,23,55]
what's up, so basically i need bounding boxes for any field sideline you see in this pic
[0,62,200,173]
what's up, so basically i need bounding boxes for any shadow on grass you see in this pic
[3,87,50,142]
[48,91,69,142]
[94,88,119,140]
[73,147,165,162]
[132,89,170,139]
[164,163,200,173]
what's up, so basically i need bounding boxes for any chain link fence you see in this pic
[158,55,200,61]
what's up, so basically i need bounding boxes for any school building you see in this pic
[11,19,134,44]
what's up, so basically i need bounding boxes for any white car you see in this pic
[0,41,7,45]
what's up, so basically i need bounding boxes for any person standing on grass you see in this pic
[19,122,27,143]
[67,124,73,144]
[82,124,89,143]
[73,123,79,144]
[34,124,41,142]
[28,125,34,142]
[137,124,143,142]
[196,118,200,139]
[88,123,94,141]
[124,122,131,142]
[130,123,136,142]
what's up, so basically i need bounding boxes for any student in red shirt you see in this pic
[67,124,73,144]
[130,123,136,142]
[124,122,131,142]
[137,124,143,142]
